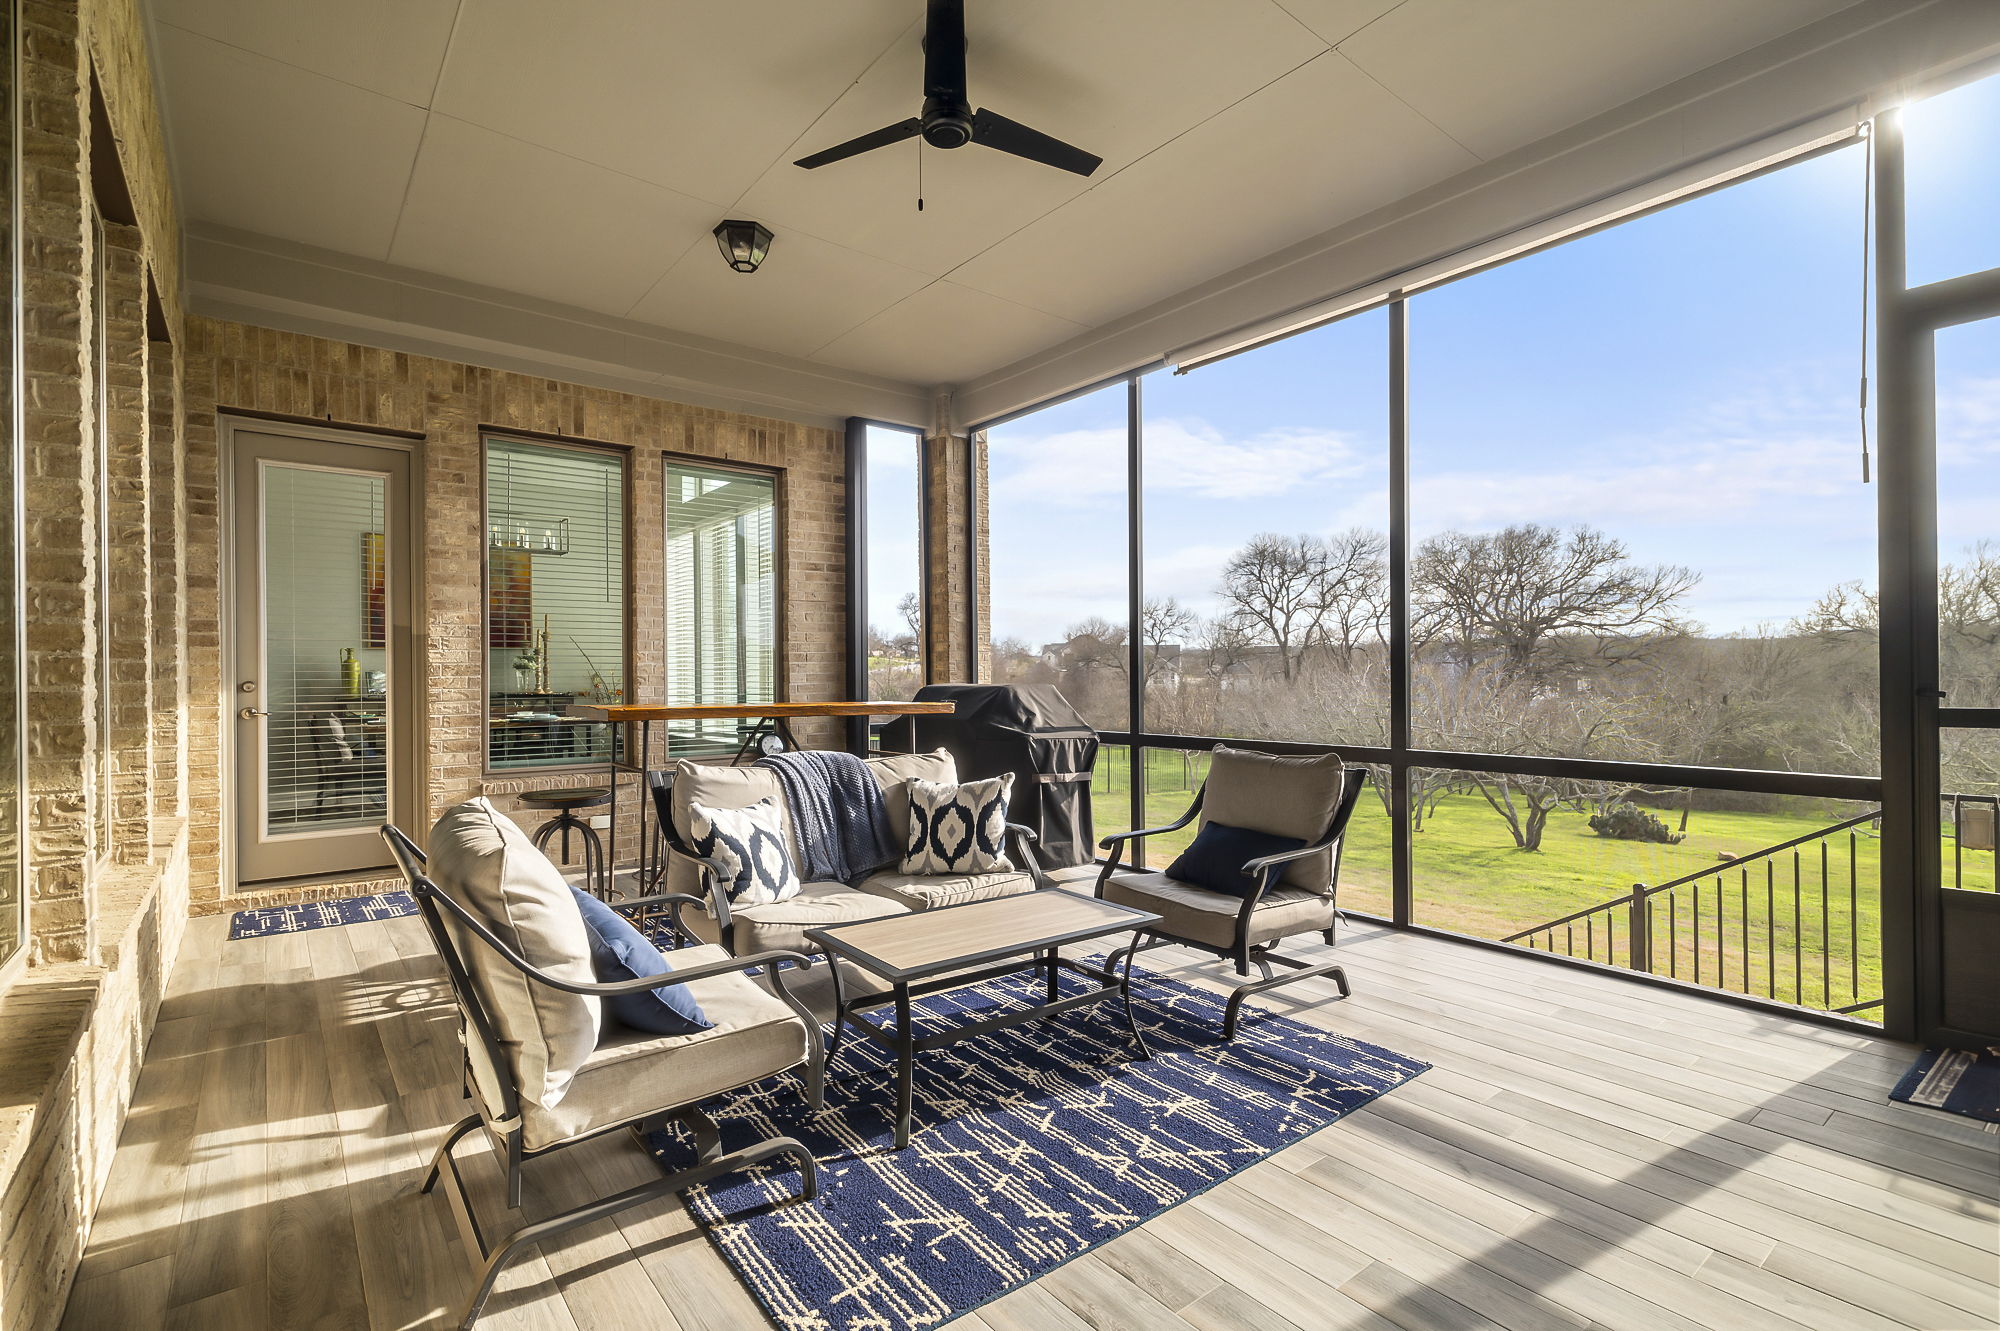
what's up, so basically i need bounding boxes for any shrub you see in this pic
[1588,803,1685,845]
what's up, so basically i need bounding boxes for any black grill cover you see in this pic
[879,684,1099,870]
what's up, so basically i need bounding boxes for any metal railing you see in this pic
[1503,810,1883,1016]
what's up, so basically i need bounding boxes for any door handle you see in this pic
[238,707,271,720]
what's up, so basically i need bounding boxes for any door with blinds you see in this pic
[231,426,417,883]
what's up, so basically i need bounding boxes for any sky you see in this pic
[864,423,925,642]
[983,69,2000,650]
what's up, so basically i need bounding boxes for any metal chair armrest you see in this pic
[614,890,708,951]
[617,890,707,911]
[1094,792,1204,895]
[421,882,811,996]
[661,846,739,939]
[1002,823,1050,889]
[1240,833,1342,877]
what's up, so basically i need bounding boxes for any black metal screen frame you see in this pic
[953,110,2000,1039]
[845,417,928,752]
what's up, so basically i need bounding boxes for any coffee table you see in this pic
[807,892,1163,1148]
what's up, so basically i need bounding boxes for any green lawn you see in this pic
[1086,745,1990,1017]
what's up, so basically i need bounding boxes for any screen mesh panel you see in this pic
[261,463,389,833]
[485,439,626,770]
[666,463,776,750]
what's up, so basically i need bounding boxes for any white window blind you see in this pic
[484,438,626,770]
[665,463,777,750]
[261,463,388,832]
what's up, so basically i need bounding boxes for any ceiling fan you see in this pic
[793,0,1102,178]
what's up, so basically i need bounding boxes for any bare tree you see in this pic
[896,591,923,650]
[1798,546,2000,707]
[1217,531,1387,681]
[1218,534,1330,682]
[1320,528,1390,667]
[1141,597,1197,687]
[1412,524,1697,679]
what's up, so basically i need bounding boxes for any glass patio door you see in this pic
[232,428,415,882]
[1926,313,2000,1039]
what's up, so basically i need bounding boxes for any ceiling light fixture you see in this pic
[713,219,774,273]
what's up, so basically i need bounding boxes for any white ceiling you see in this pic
[150,0,1859,392]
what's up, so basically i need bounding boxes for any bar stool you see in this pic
[520,787,612,899]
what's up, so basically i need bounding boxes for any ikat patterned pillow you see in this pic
[902,773,1014,875]
[688,798,801,905]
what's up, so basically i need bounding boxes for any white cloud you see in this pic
[1411,434,1863,534]
[989,418,1364,508]
[1939,371,2000,468]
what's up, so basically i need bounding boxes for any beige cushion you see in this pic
[865,748,956,850]
[428,798,601,1111]
[1102,870,1334,951]
[665,751,956,898]
[673,862,912,954]
[520,944,809,1151]
[860,868,1035,911]
[1200,745,1347,892]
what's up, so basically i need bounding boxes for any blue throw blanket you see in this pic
[756,749,899,886]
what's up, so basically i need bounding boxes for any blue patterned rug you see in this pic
[645,962,1425,1331]
[228,891,418,939]
[1891,1047,2000,1125]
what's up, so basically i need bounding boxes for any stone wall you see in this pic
[181,319,851,908]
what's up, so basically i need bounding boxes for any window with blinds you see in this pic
[665,462,777,751]
[484,438,626,770]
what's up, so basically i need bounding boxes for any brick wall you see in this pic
[1,0,194,1324]
[922,430,979,683]
[181,319,852,908]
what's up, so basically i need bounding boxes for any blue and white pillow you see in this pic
[902,774,1013,875]
[568,886,712,1036]
[688,798,801,905]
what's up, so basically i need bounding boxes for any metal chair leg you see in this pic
[1221,958,1350,1040]
[421,1113,484,1195]
[445,1131,817,1329]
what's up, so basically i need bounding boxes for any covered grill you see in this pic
[879,683,1099,870]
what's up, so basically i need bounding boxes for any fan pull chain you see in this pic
[917,140,925,212]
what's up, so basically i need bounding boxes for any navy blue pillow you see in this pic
[1166,821,1307,898]
[569,887,712,1036]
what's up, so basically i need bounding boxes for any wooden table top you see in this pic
[806,891,1160,982]
[569,700,955,722]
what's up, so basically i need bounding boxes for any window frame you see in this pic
[963,127,1901,1033]
[477,429,634,779]
[662,448,788,728]
[847,419,929,738]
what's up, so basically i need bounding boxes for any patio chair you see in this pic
[380,803,823,1330]
[1095,745,1364,1039]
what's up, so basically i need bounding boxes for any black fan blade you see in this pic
[971,108,1101,177]
[795,118,923,169]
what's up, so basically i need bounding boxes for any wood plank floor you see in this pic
[60,911,2000,1331]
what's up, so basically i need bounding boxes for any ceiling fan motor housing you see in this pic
[921,101,974,150]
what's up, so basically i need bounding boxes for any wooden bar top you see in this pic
[569,699,955,722]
